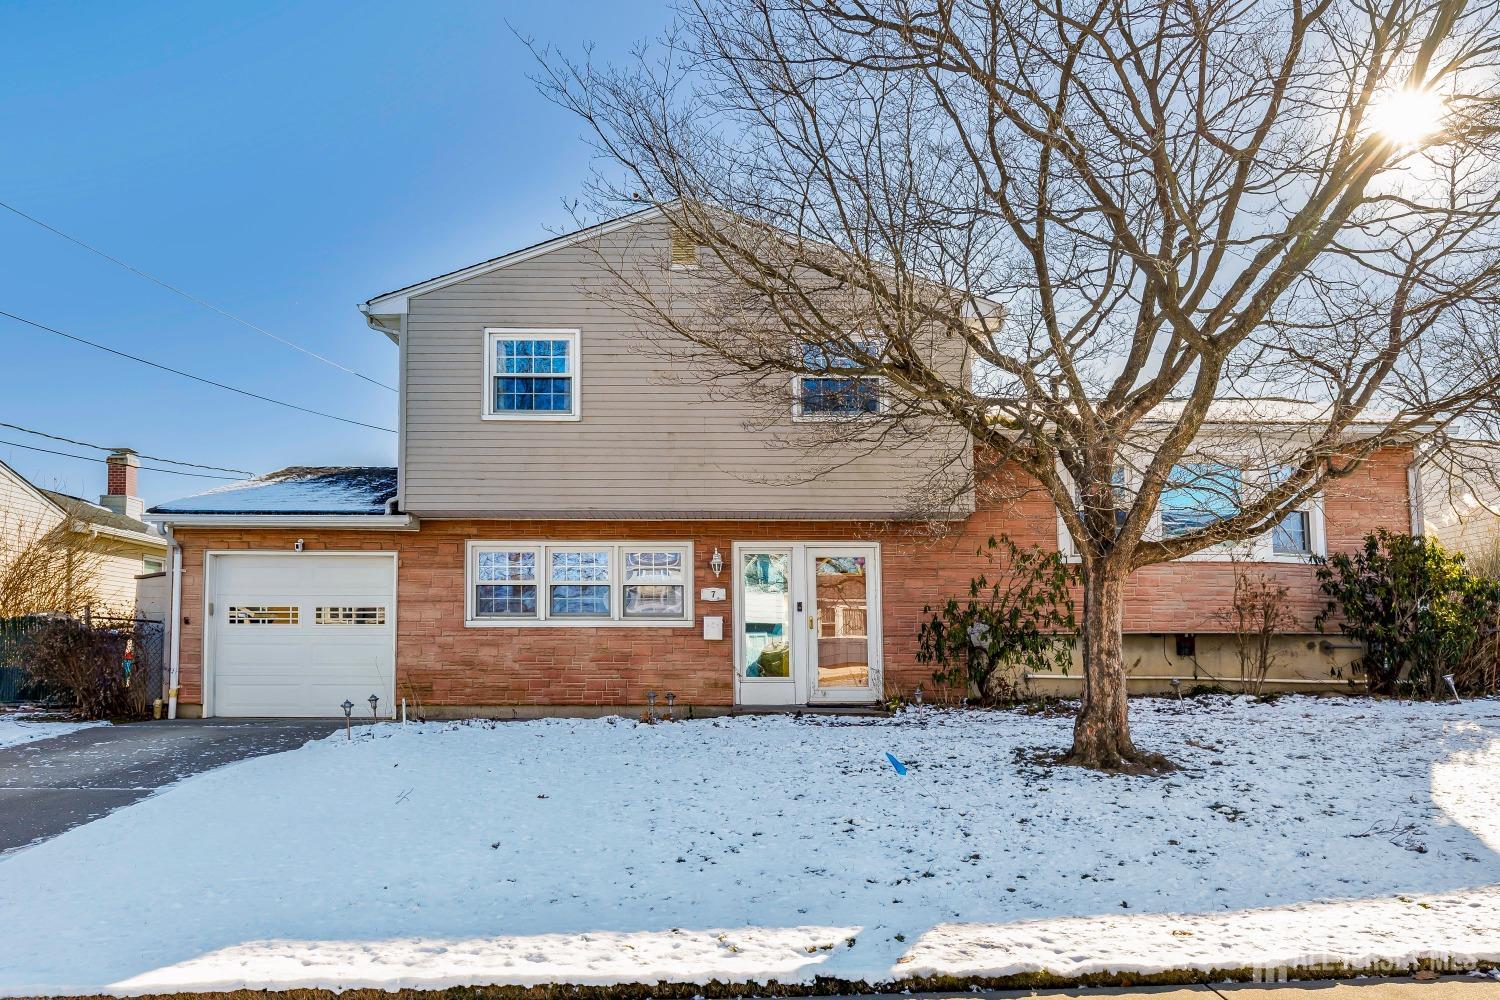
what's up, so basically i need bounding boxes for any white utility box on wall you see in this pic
[703,615,724,640]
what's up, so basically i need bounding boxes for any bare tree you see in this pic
[0,516,102,618]
[535,0,1500,769]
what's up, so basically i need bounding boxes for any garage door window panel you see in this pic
[315,606,387,625]
[228,606,299,625]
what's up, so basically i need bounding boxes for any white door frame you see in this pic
[731,541,882,707]
[804,543,883,705]
[202,550,399,719]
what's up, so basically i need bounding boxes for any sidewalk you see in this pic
[850,979,1499,1000]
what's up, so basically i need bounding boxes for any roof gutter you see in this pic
[145,513,419,531]
[71,521,168,548]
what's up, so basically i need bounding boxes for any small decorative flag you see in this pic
[886,752,908,775]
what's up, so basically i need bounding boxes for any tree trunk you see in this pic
[1064,566,1175,773]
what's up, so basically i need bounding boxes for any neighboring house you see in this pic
[1,449,168,616]
[148,210,1420,719]
[1421,442,1500,566]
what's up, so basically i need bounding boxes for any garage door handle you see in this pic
[208,602,215,616]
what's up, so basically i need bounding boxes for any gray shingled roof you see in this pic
[149,467,398,516]
[41,490,162,541]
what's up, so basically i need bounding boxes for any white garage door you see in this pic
[210,554,395,718]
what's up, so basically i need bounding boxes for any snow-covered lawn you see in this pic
[1,696,1498,996]
[0,712,102,750]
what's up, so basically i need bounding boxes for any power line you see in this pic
[0,421,254,475]
[0,198,397,393]
[0,438,245,480]
[0,309,397,434]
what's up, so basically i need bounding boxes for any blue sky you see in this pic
[0,0,669,507]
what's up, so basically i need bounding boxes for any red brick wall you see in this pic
[170,447,1412,710]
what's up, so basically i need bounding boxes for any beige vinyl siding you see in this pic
[90,541,163,615]
[0,464,66,547]
[401,221,974,518]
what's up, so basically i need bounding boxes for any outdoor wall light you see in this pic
[709,548,724,577]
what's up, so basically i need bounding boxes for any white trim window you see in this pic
[1160,463,1242,539]
[467,541,694,626]
[474,547,540,617]
[483,328,581,420]
[1056,462,1325,562]
[793,343,884,419]
[622,549,688,619]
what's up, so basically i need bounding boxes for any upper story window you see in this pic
[484,328,581,421]
[793,343,884,420]
[1057,461,1324,562]
[1160,463,1242,538]
[1267,466,1317,556]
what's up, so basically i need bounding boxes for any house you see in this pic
[1,448,168,617]
[1421,442,1500,569]
[147,210,1420,718]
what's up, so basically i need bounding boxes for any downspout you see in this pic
[165,524,183,720]
[1407,454,1426,537]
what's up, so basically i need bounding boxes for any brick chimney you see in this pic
[101,448,144,520]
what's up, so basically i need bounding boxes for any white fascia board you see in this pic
[145,513,419,531]
[91,523,168,548]
[359,206,665,316]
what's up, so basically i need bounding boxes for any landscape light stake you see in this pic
[646,690,657,722]
[1443,674,1462,704]
[341,699,354,740]
[368,693,380,720]
[1170,678,1183,701]
[666,691,676,721]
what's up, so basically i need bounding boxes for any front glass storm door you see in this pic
[737,549,798,705]
[806,546,879,703]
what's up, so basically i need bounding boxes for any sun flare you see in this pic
[1369,87,1447,146]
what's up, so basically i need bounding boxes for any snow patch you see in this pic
[0,697,1497,995]
[0,713,103,751]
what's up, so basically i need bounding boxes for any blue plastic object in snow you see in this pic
[886,752,908,775]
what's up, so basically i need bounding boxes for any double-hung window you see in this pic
[622,549,687,619]
[484,329,580,420]
[1265,466,1319,558]
[794,343,884,419]
[547,548,612,618]
[474,548,539,617]
[1160,463,1242,538]
[467,541,693,626]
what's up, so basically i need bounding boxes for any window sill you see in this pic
[1059,552,1320,566]
[791,411,885,424]
[480,412,582,422]
[464,617,697,629]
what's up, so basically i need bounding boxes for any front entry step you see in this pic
[728,704,889,717]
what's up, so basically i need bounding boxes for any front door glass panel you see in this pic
[741,551,791,678]
[813,555,869,689]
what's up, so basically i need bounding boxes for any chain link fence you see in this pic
[0,612,168,715]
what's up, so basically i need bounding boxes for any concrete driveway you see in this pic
[0,718,339,853]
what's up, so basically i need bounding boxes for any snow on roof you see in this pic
[149,467,397,516]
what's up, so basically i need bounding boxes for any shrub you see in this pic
[1315,530,1500,697]
[1218,560,1299,695]
[21,618,151,719]
[917,534,1076,703]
